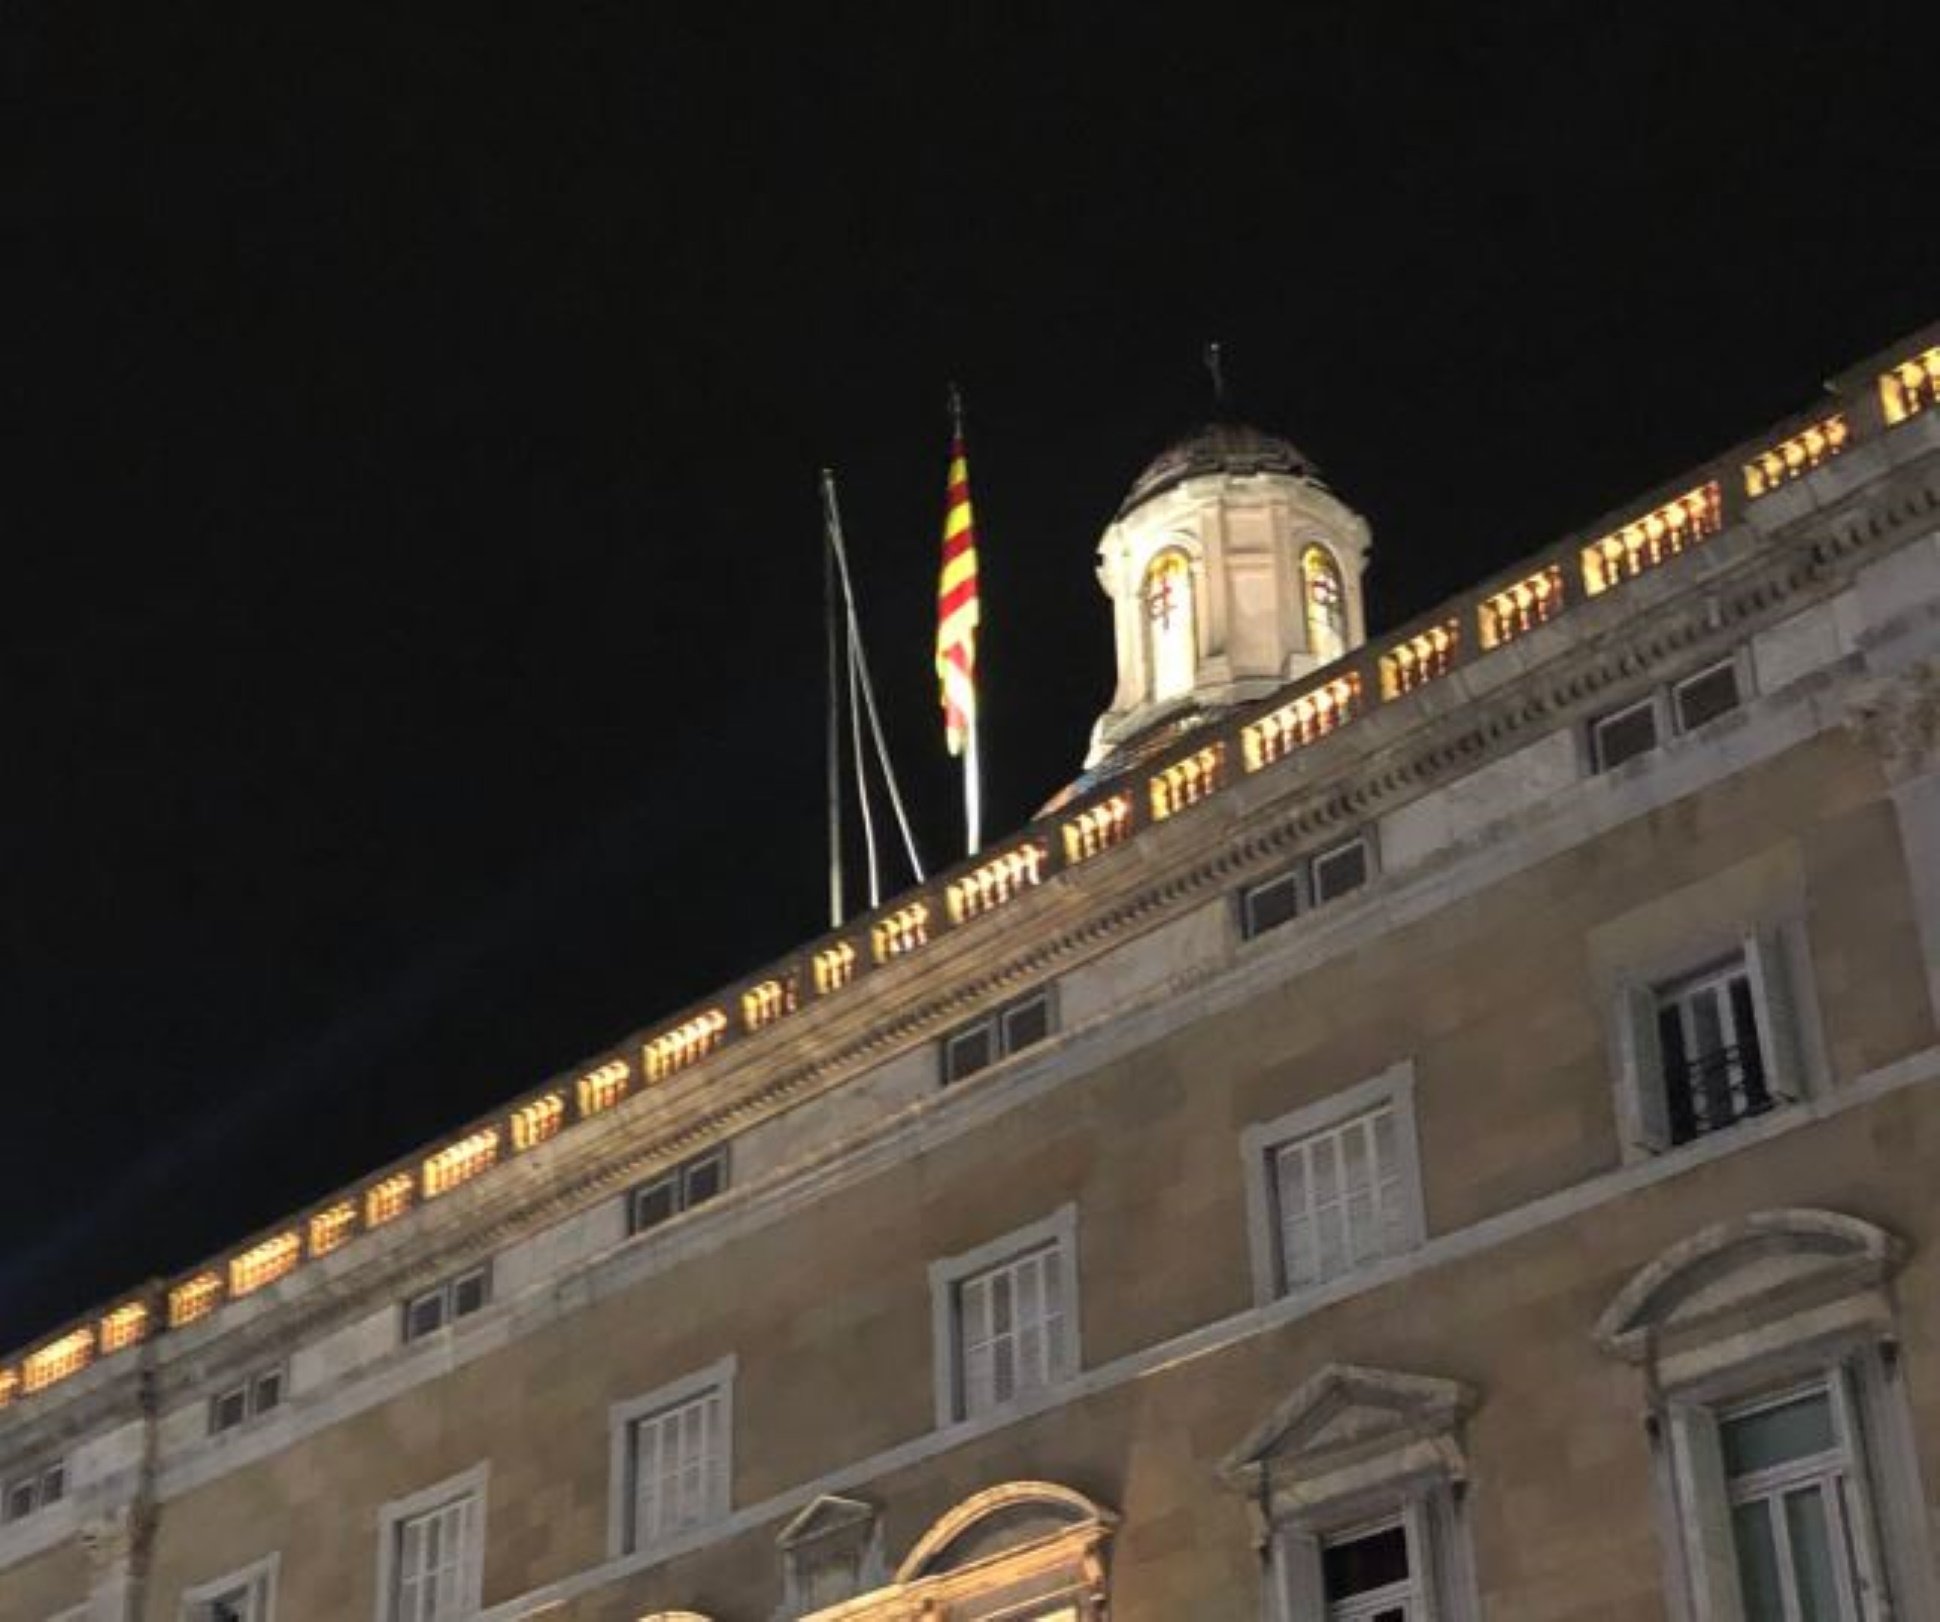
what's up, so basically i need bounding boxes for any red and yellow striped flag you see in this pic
[936,414,980,758]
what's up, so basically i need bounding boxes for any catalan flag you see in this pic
[936,400,980,760]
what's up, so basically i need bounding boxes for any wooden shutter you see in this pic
[1743,925,1804,1102]
[1828,1363,1893,1620]
[1669,1404,1743,1622]
[1276,1527,1325,1622]
[1618,981,1672,1151]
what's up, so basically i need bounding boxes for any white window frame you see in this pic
[928,1204,1080,1429]
[1278,1490,1475,1622]
[373,1462,487,1622]
[181,1552,279,1622]
[1240,1062,1426,1308]
[209,1364,287,1436]
[1588,651,1750,776]
[625,1146,730,1238]
[1610,919,1822,1163]
[605,1354,735,1561]
[1238,835,1377,942]
[940,986,1058,1085]
[400,1264,492,1345]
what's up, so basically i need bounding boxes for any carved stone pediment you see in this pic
[778,1492,877,1551]
[1594,1208,1903,1365]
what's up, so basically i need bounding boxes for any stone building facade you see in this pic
[5,326,1940,1622]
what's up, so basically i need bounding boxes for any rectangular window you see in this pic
[1654,955,1773,1145]
[210,1366,286,1436]
[1322,1518,1420,1620]
[625,1386,726,1554]
[184,1556,278,1622]
[626,1146,729,1238]
[1311,837,1371,904]
[1272,1105,1408,1293]
[2,1460,65,1524]
[1593,695,1661,771]
[393,1495,477,1622]
[1674,658,1743,733]
[1241,869,1304,938]
[940,988,1057,1084]
[955,1242,1066,1418]
[401,1265,491,1345]
[1241,835,1374,941]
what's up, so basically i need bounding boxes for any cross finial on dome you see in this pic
[1203,340,1228,412]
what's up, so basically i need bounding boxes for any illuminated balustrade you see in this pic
[1380,621,1460,699]
[308,1201,358,1258]
[424,1128,501,1198]
[511,1093,565,1151]
[1149,744,1226,820]
[22,1328,94,1395]
[814,941,858,993]
[98,1301,149,1355]
[577,1059,631,1116]
[948,842,1049,923]
[742,975,799,1032]
[1062,793,1133,865]
[644,1010,729,1081]
[168,1272,222,1328]
[1581,485,1722,597]
[0,1370,17,1409]
[230,1232,301,1298]
[365,1172,415,1229]
[1745,414,1848,496]
[1881,347,1940,424]
[1478,564,1566,647]
[1242,675,1363,771]
[872,901,931,963]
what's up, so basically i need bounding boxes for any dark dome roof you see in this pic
[1119,421,1315,516]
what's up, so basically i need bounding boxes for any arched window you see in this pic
[1142,548,1196,702]
[1302,544,1348,665]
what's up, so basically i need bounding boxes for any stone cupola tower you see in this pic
[1086,422,1372,768]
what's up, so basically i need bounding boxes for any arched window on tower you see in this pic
[1302,544,1348,666]
[1142,548,1196,702]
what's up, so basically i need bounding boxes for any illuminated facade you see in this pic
[6,322,1940,1622]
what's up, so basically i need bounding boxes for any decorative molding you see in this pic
[1846,658,1940,780]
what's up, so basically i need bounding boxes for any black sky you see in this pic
[4,6,1934,1349]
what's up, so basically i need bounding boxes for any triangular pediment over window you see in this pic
[1593,1208,1904,1367]
[1218,1363,1475,1516]
[777,1493,877,1551]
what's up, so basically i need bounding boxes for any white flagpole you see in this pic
[964,699,983,856]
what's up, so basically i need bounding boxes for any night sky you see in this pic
[6,8,1934,1350]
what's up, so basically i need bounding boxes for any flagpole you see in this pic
[823,490,844,928]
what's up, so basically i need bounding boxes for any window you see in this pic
[1239,835,1373,941]
[1322,1518,1420,1621]
[776,1495,882,1618]
[1614,925,1812,1157]
[2,1459,65,1524]
[182,1555,277,1622]
[607,1356,734,1559]
[626,1147,729,1237]
[941,988,1056,1084]
[1590,655,1745,773]
[1241,1063,1424,1306]
[376,1466,486,1622]
[1142,548,1197,701]
[1303,544,1349,665]
[401,1265,490,1344]
[209,1366,285,1436]
[929,1206,1079,1427]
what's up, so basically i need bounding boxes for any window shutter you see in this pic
[1743,925,1804,1102]
[1669,1404,1743,1622]
[1828,1363,1892,1620]
[1619,982,1671,1151]
[462,1492,482,1611]
[1276,1527,1325,1622]
[1402,1493,1444,1622]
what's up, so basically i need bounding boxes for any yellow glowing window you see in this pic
[168,1272,223,1328]
[1142,548,1197,702]
[1580,484,1722,597]
[1379,621,1460,700]
[424,1128,501,1198]
[98,1302,149,1356]
[1062,791,1134,865]
[1745,415,1848,497]
[308,1201,358,1258]
[644,1009,728,1081]
[813,941,858,995]
[229,1232,301,1298]
[1478,564,1566,648]
[871,900,931,963]
[21,1328,93,1394]
[947,841,1049,923]
[1302,544,1349,665]
[1242,673,1362,771]
[577,1059,630,1116]
[1149,743,1226,820]
[511,1093,566,1151]
[1881,347,1940,425]
[365,1172,415,1229]
[741,975,799,1032]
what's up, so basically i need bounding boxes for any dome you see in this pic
[1117,421,1315,517]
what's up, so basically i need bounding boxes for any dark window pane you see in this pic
[944,1025,995,1083]
[1002,994,1051,1054]
[1595,701,1659,770]
[630,1176,679,1234]
[1313,840,1370,903]
[212,1387,248,1432]
[1322,1522,1410,1599]
[452,1270,488,1318]
[1243,872,1302,937]
[405,1291,445,1341]
[1676,662,1742,731]
[6,1480,35,1521]
[40,1465,62,1503]
[253,1371,283,1414]
[1722,1391,1835,1477]
[683,1152,726,1207]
